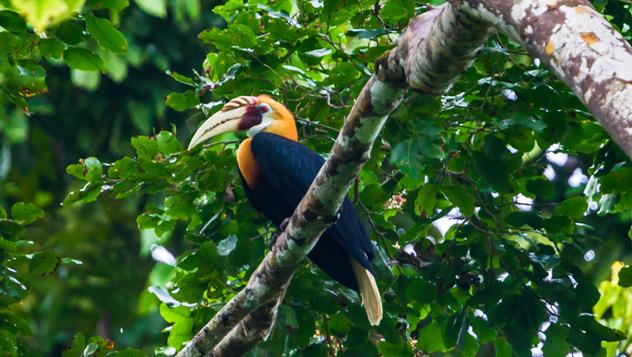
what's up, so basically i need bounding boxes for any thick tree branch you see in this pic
[460,0,632,158]
[177,5,490,357]
[391,3,492,94]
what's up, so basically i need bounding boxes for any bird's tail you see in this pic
[350,259,382,326]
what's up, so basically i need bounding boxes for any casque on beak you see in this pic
[187,106,248,150]
[188,96,266,151]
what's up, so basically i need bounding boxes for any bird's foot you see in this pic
[269,217,291,249]
[279,217,290,231]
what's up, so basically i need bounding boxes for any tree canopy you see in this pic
[1,0,631,356]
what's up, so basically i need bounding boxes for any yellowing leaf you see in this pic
[12,0,85,31]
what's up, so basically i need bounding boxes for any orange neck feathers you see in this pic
[237,96,298,187]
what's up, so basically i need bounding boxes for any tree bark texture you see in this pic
[461,0,632,158]
[210,285,288,357]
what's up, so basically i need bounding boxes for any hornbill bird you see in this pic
[188,95,382,325]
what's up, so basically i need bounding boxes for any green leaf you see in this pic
[67,163,86,179]
[473,153,512,193]
[470,316,495,343]
[544,215,572,235]
[228,24,256,48]
[107,157,137,179]
[84,157,103,180]
[0,10,26,33]
[55,21,85,44]
[526,178,554,199]
[156,131,183,155]
[505,211,543,229]
[327,62,360,88]
[63,47,105,72]
[575,315,626,342]
[85,13,128,52]
[63,183,102,205]
[442,185,475,216]
[199,24,256,50]
[600,168,632,193]
[166,70,195,86]
[29,251,59,275]
[417,321,446,352]
[381,0,414,23]
[165,90,199,111]
[377,341,412,357]
[543,324,570,357]
[212,0,243,20]
[346,28,393,39]
[10,202,44,224]
[493,337,512,357]
[159,303,190,323]
[159,304,193,348]
[131,136,158,160]
[415,184,438,216]
[391,138,445,178]
[619,266,632,287]
[40,38,66,59]
[555,196,587,219]
[62,333,86,357]
[327,314,350,336]
[405,278,436,305]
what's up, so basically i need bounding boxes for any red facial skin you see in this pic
[237,105,269,131]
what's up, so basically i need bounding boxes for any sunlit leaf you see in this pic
[12,0,85,31]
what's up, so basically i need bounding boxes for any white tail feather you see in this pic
[351,259,382,326]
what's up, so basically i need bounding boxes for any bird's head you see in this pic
[188,95,297,150]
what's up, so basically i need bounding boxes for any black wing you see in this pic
[250,133,375,274]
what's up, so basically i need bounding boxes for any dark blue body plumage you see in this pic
[240,132,375,291]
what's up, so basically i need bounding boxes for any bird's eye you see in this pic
[259,105,269,114]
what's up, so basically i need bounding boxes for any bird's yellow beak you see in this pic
[187,106,248,150]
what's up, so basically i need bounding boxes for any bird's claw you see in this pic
[269,217,291,249]
[280,217,290,231]
[269,231,280,249]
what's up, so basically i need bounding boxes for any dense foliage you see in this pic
[1,0,631,356]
